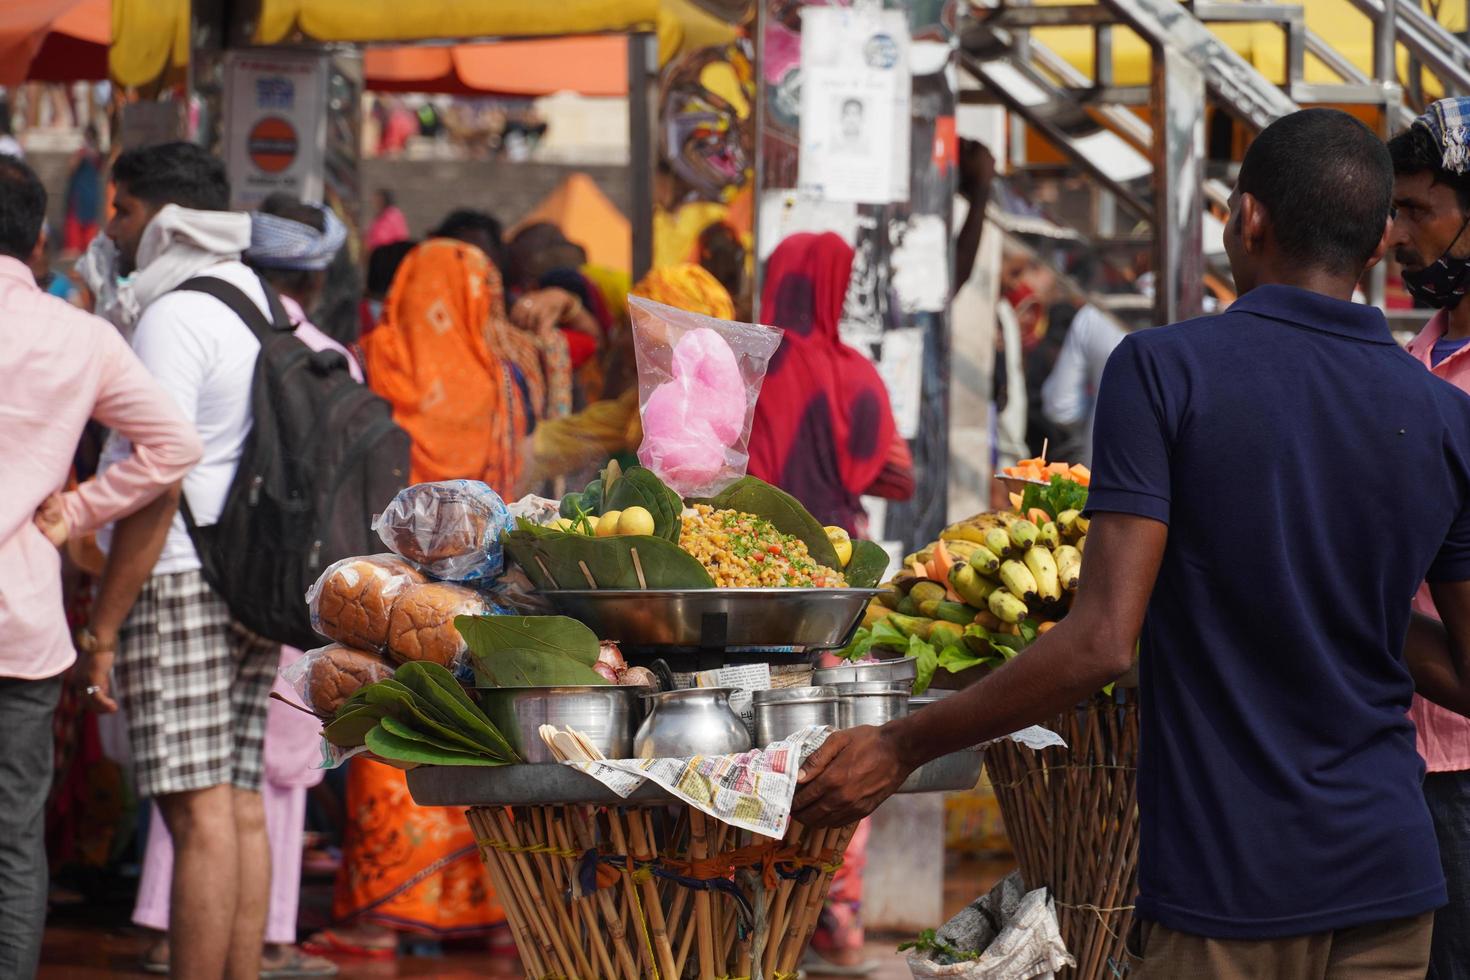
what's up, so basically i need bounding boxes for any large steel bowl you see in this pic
[472,686,644,764]
[541,588,881,653]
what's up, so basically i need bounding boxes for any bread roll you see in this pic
[377,483,491,564]
[306,644,394,715]
[311,554,427,652]
[385,582,489,667]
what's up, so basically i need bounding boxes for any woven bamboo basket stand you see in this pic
[466,803,858,980]
[983,690,1140,979]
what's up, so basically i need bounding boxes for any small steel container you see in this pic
[752,686,839,746]
[474,686,644,764]
[836,681,911,729]
[909,688,957,711]
[634,687,752,759]
[813,656,918,693]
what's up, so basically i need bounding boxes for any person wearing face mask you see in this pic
[1387,99,1470,980]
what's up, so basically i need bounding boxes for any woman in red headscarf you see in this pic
[747,232,913,537]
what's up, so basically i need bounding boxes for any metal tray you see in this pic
[405,748,983,808]
[541,588,881,654]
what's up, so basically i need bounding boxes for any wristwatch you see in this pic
[76,627,116,654]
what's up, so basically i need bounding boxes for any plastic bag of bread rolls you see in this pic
[307,554,427,653]
[372,480,513,583]
[385,582,491,668]
[281,643,395,715]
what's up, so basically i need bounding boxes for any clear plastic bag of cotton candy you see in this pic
[629,296,784,498]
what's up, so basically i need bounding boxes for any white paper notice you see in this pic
[877,327,926,440]
[757,190,859,261]
[798,7,911,204]
[890,214,950,313]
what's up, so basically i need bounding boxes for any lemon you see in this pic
[824,525,853,567]
[617,506,656,537]
[596,510,623,537]
[552,517,577,532]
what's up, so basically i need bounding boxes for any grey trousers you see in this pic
[0,674,61,980]
[1426,769,1470,980]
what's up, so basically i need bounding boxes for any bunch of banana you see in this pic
[868,509,1089,648]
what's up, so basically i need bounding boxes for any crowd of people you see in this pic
[0,130,912,979]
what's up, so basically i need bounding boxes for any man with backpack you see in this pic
[88,143,284,980]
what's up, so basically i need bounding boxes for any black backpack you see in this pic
[174,275,410,648]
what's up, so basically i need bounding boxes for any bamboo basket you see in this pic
[982,690,1139,980]
[466,803,858,980]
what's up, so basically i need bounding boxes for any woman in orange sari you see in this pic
[309,239,539,959]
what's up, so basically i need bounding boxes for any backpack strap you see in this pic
[174,274,293,341]
[170,274,292,542]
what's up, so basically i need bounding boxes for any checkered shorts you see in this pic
[116,569,278,798]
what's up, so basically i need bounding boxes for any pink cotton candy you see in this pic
[669,328,746,444]
[640,383,728,487]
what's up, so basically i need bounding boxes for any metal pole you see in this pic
[627,32,658,284]
[1149,45,1205,325]
[1374,0,1399,85]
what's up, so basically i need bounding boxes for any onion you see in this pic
[619,666,658,688]
[593,661,622,683]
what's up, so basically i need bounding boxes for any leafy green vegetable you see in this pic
[503,526,715,590]
[323,704,385,748]
[897,928,982,963]
[937,644,992,675]
[393,661,521,762]
[603,466,684,541]
[700,477,841,570]
[364,724,507,767]
[869,618,909,652]
[456,615,601,666]
[1019,474,1089,521]
[910,633,938,695]
[844,539,891,589]
[474,647,609,688]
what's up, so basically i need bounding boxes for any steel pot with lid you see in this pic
[835,681,911,729]
[752,686,838,747]
[634,687,752,759]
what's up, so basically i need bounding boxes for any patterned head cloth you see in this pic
[246,206,347,271]
[1415,97,1470,174]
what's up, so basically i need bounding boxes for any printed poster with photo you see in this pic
[797,6,911,205]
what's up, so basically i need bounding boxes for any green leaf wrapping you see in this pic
[392,662,520,762]
[603,466,684,541]
[364,724,506,767]
[503,526,715,590]
[844,539,891,589]
[322,704,384,748]
[455,615,601,666]
[700,477,842,570]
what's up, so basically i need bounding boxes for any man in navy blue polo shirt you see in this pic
[794,108,1470,977]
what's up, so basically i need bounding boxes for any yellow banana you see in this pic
[1008,520,1040,551]
[1024,547,1061,601]
[939,524,991,545]
[999,559,1039,601]
[988,589,1028,624]
[1039,521,1060,549]
[1053,545,1082,591]
[1077,534,1087,556]
[950,563,1000,607]
[1074,515,1090,535]
[984,527,1014,559]
[944,539,981,561]
[1057,509,1080,537]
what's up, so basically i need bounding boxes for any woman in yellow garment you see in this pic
[528,262,736,485]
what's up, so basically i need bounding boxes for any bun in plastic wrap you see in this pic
[307,554,427,652]
[373,480,513,582]
[302,644,395,715]
[385,582,490,667]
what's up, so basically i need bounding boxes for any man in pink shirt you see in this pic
[0,156,201,978]
[1388,100,1470,979]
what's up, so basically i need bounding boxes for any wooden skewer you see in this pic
[534,555,560,589]
[578,560,598,589]
[631,547,648,590]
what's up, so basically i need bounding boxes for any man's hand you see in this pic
[511,288,579,336]
[34,492,70,547]
[78,648,119,713]
[793,726,914,828]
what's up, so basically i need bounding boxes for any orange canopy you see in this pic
[514,172,631,273]
[363,37,627,97]
[0,0,108,86]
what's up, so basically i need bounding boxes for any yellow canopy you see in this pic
[111,0,736,88]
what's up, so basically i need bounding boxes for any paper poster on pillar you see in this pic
[797,7,911,205]
[222,50,329,210]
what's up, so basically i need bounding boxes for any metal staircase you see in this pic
[961,0,1470,325]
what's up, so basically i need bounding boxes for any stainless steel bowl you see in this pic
[473,686,643,764]
[753,686,838,746]
[542,589,881,653]
[634,687,752,758]
[813,657,919,693]
[836,681,911,729]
